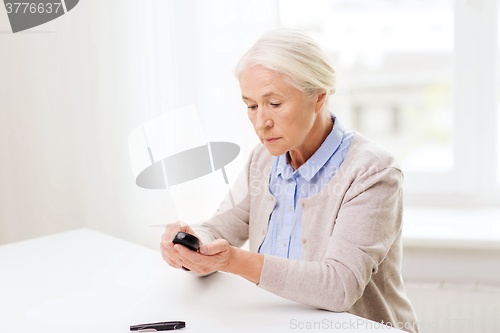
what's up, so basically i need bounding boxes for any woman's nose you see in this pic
[255,108,273,130]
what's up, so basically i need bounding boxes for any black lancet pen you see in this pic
[130,321,185,332]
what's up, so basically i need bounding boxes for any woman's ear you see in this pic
[315,90,327,114]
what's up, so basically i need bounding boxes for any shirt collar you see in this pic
[276,113,345,182]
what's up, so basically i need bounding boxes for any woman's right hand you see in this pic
[160,221,201,269]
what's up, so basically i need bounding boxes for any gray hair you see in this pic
[234,28,337,113]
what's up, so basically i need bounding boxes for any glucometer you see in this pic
[172,232,200,271]
[172,231,200,252]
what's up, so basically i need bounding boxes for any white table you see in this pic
[0,229,403,332]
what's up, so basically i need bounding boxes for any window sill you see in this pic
[402,206,500,250]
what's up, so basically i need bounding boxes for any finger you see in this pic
[162,223,181,243]
[173,244,221,275]
[161,249,181,269]
[161,248,179,264]
[167,247,187,264]
[200,239,229,255]
[173,253,196,272]
[168,223,195,242]
[174,244,203,265]
[160,240,187,265]
[165,255,181,269]
[179,224,195,236]
[176,225,203,246]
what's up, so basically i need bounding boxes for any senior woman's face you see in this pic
[239,66,321,157]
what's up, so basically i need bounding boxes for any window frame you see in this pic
[278,0,500,207]
[403,0,499,206]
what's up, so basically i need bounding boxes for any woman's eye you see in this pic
[271,103,281,108]
[248,105,258,110]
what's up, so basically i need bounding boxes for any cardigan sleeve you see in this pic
[193,144,259,248]
[257,166,404,312]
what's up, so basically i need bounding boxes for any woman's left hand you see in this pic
[174,239,235,275]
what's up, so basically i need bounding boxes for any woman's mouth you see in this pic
[264,137,280,143]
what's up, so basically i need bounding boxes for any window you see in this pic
[279,0,500,206]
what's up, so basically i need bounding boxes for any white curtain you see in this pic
[0,0,278,248]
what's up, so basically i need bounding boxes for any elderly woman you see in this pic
[160,28,419,333]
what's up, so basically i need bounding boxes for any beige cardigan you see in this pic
[195,133,419,333]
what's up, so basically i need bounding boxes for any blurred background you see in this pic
[1,0,499,332]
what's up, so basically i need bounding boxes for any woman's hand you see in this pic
[160,222,264,284]
[160,221,202,270]
[173,239,234,275]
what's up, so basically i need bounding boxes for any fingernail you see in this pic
[200,245,207,254]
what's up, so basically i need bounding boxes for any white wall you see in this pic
[0,0,277,248]
[0,2,91,243]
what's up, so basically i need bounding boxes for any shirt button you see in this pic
[300,202,305,208]
[288,206,292,211]
[302,238,306,244]
[283,241,287,247]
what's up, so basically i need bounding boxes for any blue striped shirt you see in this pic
[258,114,354,260]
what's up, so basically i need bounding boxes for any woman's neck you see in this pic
[288,112,333,171]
